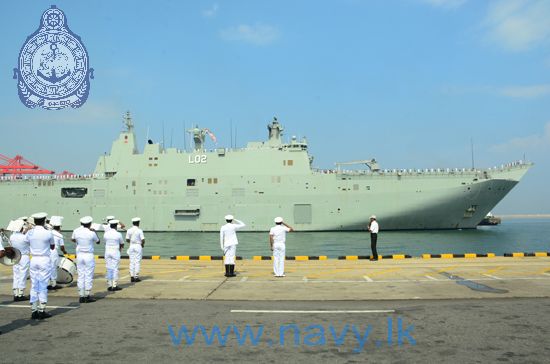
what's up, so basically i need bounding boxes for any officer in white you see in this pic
[48,216,67,290]
[9,219,30,301]
[72,216,100,303]
[102,216,126,232]
[220,215,245,277]
[104,219,124,291]
[269,217,294,277]
[25,212,55,320]
[126,217,145,282]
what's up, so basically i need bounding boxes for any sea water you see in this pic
[60,218,550,258]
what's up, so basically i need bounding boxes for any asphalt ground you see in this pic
[0,297,549,363]
[1,258,549,363]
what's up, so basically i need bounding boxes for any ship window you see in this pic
[283,160,286,166]
[288,160,294,166]
[208,178,212,184]
[154,157,158,160]
[214,178,218,184]
[61,187,88,198]
[187,179,196,186]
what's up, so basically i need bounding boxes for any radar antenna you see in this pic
[123,111,134,132]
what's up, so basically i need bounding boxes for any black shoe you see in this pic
[134,278,141,282]
[107,287,113,291]
[229,265,236,277]
[31,311,39,320]
[85,296,96,303]
[47,285,54,290]
[79,297,86,303]
[131,277,136,282]
[112,286,122,291]
[38,311,52,320]
[15,295,29,302]
[13,296,17,302]
[52,285,62,290]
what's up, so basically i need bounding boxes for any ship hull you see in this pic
[0,165,528,232]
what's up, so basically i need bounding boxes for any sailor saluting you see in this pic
[103,216,126,232]
[104,219,124,291]
[126,217,145,282]
[220,215,246,277]
[72,216,100,303]
[49,216,67,290]
[26,212,55,320]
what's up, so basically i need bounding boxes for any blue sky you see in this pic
[0,0,549,213]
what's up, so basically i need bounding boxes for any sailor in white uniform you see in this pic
[72,216,100,303]
[269,217,294,277]
[26,212,55,319]
[10,219,30,301]
[48,216,67,289]
[220,215,245,277]
[126,217,145,282]
[104,219,124,291]
[102,215,126,232]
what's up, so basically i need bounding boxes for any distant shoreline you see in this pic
[499,214,550,219]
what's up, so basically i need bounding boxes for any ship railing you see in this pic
[311,160,528,177]
[0,173,108,182]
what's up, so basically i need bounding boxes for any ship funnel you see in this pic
[267,117,283,146]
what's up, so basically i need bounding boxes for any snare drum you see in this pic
[57,257,77,284]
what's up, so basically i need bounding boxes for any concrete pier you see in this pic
[1,257,549,363]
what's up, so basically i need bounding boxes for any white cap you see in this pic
[109,219,120,225]
[225,215,234,221]
[50,216,64,227]
[131,217,141,223]
[370,215,377,219]
[80,216,93,224]
[6,219,25,232]
[105,215,115,221]
[31,212,48,219]
[274,217,283,223]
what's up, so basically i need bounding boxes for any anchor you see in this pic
[36,43,71,84]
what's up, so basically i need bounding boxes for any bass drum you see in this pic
[57,257,77,284]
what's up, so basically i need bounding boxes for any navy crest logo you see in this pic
[13,5,94,110]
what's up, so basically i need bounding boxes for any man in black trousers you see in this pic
[368,215,379,261]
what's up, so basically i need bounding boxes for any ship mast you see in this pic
[124,111,134,132]
[267,117,283,146]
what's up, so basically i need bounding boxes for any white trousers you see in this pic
[77,252,95,295]
[105,247,121,283]
[13,254,30,290]
[127,244,143,277]
[30,256,51,304]
[223,245,236,265]
[273,243,286,276]
[50,249,59,284]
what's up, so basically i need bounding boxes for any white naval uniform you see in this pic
[11,232,30,294]
[369,220,379,234]
[220,220,246,265]
[270,225,291,277]
[104,229,123,286]
[72,226,99,297]
[126,226,145,278]
[25,226,54,308]
[50,230,65,286]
